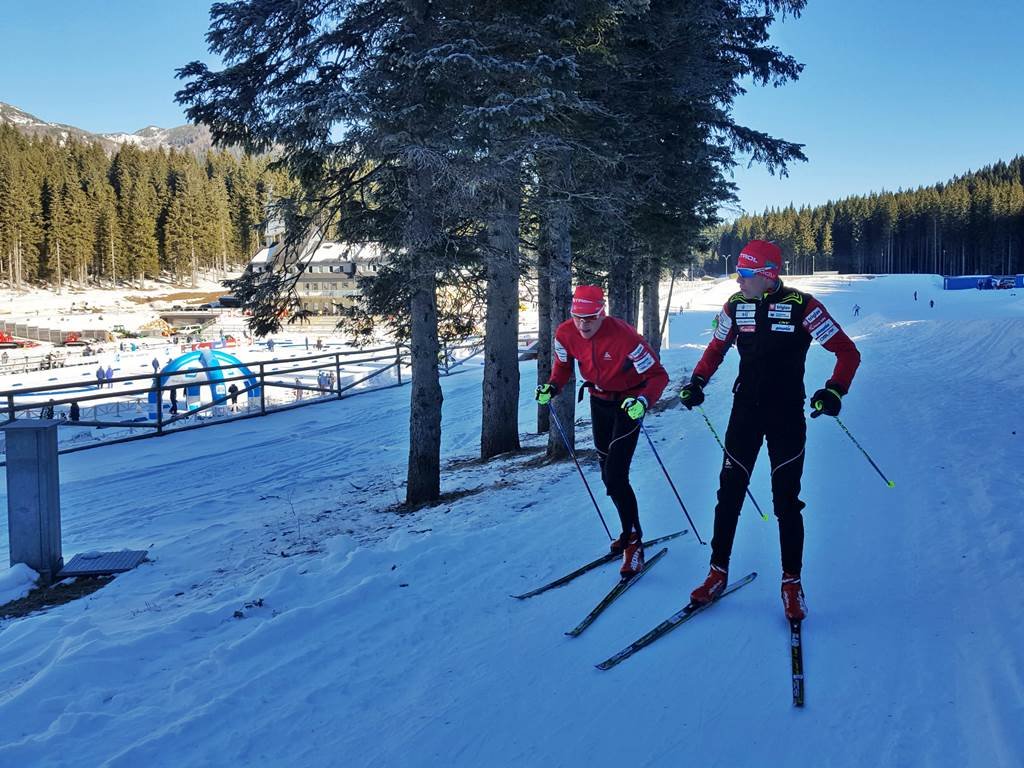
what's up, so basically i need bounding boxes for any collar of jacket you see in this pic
[758,279,784,300]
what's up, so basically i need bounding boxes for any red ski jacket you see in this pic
[693,282,860,405]
[548,316,669,404]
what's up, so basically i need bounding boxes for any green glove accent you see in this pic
[810,386,843,418]
[621,396,648,421]
[535,383,556,405]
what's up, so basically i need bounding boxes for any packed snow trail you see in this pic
[1,274,1022,767]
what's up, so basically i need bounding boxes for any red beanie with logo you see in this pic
[737,240,781,280]
[571,285,605,316]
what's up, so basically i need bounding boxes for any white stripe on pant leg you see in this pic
[608,422,640,451]
[770,448,805,477]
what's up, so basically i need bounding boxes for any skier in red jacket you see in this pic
[678,240,861,620]
[536,285,669,577]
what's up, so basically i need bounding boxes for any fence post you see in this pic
[259,362,267,415]
[335,353,343,399]
[6,393,14,422]
[155,375,164,435]
[3,420,63,584]
[395,344,403,385]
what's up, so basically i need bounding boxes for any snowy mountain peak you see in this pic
[0,101,217,156]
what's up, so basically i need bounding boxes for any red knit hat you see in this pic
[736,240,781,280]
[571,285,605,316]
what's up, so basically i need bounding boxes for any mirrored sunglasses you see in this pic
[735,267,770,278]
[571,311,602,320]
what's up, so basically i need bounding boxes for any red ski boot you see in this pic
[690,564,728,605]
[609,531,631,556]
[781,572,807,621]
[619,534,645,578]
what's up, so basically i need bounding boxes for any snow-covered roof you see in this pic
[249,240,383,269]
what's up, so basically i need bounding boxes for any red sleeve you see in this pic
[633,340,669,404]
[547,323,575,392]
[692,303,736,383]
[802,297,860,393]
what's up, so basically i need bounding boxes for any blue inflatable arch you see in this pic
[148,349,260,418]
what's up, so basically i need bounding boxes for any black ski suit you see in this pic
[692,282,860,574]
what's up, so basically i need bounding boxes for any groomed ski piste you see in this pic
[1,273,1022,767]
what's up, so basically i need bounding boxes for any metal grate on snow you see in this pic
[57,550,149,578]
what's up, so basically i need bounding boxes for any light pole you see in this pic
[785,260,790,276]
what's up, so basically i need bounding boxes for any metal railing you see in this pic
[0,345,408,462]
[1,331,541,463]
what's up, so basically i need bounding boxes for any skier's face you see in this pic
[572,311,604,340]
[737,272,773,299]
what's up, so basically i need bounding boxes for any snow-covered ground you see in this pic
[1,273,1023,767]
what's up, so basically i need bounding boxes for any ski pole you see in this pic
[698,406,768,521]
[547,403,613,540]
[825,411,896,488]
[639,422,706,545]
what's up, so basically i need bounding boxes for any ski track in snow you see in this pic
[1,274,1023,767]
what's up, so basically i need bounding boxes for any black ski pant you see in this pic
[709,400,807,575]
[590,396,643,539]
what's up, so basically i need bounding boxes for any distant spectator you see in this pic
[1,351,8,365]
[96,365,105,388]
[852,304,861,317]
[169,387,178,415]
[105,365,114,387]
[228,383,240,412]
[152,357,160,373]
[295,377,303,401]
[316,337,324,351]
[69,401,81,422]
[267,339,275,352]
[305,337,310,351]
[41,400,55,420]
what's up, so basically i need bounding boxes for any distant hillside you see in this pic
[0,101,219,157]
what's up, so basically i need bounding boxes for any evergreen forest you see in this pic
[0,123,292,289]
[716,156,1024,277]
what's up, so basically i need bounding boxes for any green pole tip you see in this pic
[887,480,896,488]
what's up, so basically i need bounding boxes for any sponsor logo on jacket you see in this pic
[628,343,656,374]
[714,311,732,340]
[554,338,568,363]
[809,318,838,343]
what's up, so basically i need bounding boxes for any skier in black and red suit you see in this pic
[536,285,669,578]
[679,240,861,620]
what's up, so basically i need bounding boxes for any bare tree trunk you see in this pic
[535,245,551,435]
[545,152,575,460]
[407,268,442,504]
[608,250,632,324]
[642,257,662,354]
[480,184,522,459]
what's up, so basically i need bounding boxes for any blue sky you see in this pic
[1,1,1020,215]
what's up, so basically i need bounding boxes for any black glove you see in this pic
[678,377,706,410]
[810,384,843,418]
